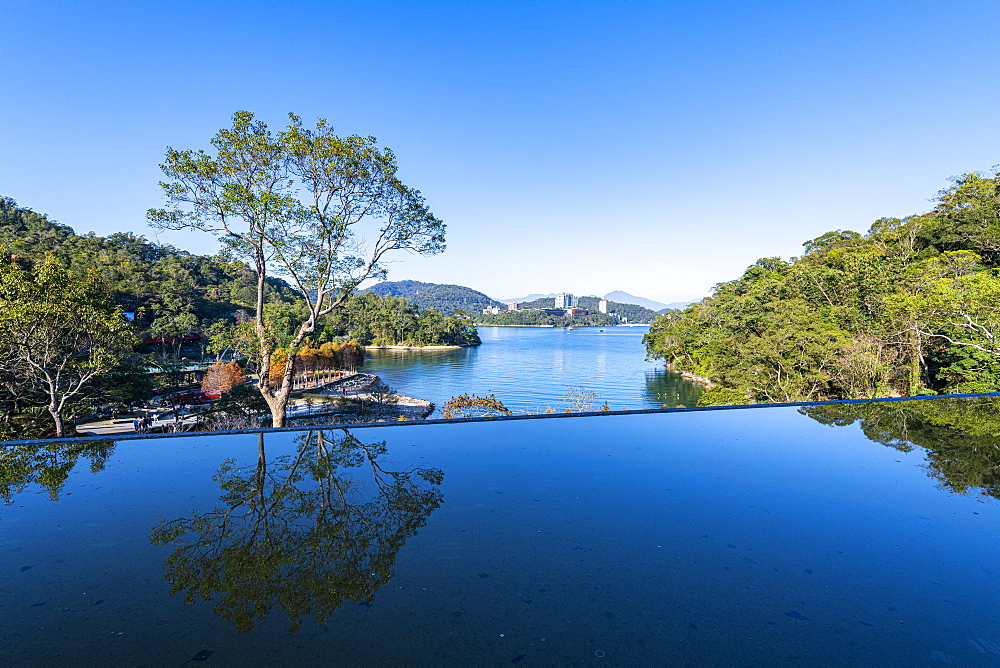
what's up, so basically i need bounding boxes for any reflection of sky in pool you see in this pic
[3,397,1000,665]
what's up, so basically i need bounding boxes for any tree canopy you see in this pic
[0,253,133,437]
[149,111,446,426]
[644,170,1000,405]
[0,193,468,439]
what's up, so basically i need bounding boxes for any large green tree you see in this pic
[148,112,445,426]
[0,254,133,437]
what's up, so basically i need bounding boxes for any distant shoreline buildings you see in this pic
[483,292,624,320]
[554,292,577,309]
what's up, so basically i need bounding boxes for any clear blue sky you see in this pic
[3,0,997,303]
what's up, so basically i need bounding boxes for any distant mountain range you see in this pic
[363,280,503,313]
[497,292,558,303]
[602,291,671,312]
[366,280,693,316]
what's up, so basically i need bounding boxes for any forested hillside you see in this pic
[365,280,503,313]
[323,292,480,347]
[0,197,478,348]
[644,171,1000,405]
[0,196,301,325]
[0,198,478,438]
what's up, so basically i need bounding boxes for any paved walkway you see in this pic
[309,373,378,396]
[76,409,191,437]
[76,374,382,436]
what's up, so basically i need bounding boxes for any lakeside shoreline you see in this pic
[306,372,435,419]
[473,323,653,328]
[364,344,468,351]
[362,324,702,414]
[665,363,713,388]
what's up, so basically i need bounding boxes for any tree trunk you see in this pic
[48,404,65,438]
[262,356,297,428]
[264,391,290,428]
[908,327,922,396]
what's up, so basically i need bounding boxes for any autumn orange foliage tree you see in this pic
[201,361,248,396]
[268,341,364,387]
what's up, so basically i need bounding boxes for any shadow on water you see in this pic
[146,429,444,633]
[801,395,1000,501]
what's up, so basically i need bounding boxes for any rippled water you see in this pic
[362,325,701,414]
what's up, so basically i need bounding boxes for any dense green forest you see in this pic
[323,292,480,347]
[0,197,477,438]
[365,279,503,314]
[644,171,1000,405]
[0,197,478,351]
[0,196,301,325]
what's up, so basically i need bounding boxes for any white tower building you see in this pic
[555,292,577,309]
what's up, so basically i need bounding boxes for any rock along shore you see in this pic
[665,363,713,388]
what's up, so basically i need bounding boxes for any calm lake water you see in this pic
[363,325,701,414]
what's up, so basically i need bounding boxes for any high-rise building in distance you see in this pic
[555,292,577,309]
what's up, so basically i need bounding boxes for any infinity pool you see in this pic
[3,397,1000,665]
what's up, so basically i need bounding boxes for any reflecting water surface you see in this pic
[150,430,443,632]
[0,438,116,503]
[364,325,703,413]
[3,398,1000,665]
[802,395,1000,500]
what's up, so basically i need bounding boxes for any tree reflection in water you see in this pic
[801,396,1000,500]
[0,440,115,504]
[642,367,703,408]
[149,429,444,633]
